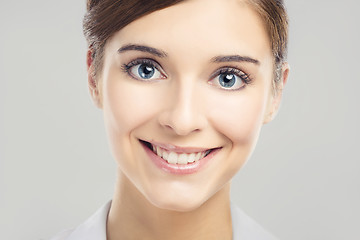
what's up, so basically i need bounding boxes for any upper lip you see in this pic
[141,139,216,154]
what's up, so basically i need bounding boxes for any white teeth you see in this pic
[177,154,188,165]
[156,146,162,157]
[188,153,196,163]
[151,144,212,165]
[167,152,178,164]
[162,151,169,160]
[195,152,201,161]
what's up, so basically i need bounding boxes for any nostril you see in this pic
[164,124,174,131]
[159,117,204,136]
[157,104,207,136]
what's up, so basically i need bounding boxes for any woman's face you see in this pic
[92,0,281,211]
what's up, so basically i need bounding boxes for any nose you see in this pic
[158,80,207,136]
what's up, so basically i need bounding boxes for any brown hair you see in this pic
[83,0,288,87]
[83,0,184,80]
[246,0,289,90]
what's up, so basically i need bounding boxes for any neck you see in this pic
[106,173,232,240]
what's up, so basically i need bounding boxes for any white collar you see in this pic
[66,201,110,240]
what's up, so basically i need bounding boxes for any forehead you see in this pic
[109,0,271,64]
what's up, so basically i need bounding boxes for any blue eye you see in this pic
[123,59,165,81]
[210,68,251,90]
[219,73,237,88]
[137,64,156,79]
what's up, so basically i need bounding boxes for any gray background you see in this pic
[1,1,359,239]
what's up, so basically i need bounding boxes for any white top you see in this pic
[51,201,277,240]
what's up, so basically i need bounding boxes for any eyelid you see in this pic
[208,66,253,91]
[121,58,167,79]
[210,66,251,83]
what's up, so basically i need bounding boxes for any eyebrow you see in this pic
[118,44,168,58]
[211,55,260,65]
[118,44,260,65]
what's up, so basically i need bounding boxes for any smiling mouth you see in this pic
[140,140,216,165]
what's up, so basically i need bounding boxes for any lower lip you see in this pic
[141,141,220,175]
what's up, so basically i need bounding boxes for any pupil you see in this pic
[219,74,236,88]
[138,64,155,79]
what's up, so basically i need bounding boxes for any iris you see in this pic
[138,64,155,79]
[219,74,237,88]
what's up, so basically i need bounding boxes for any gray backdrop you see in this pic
[1,1,359,239]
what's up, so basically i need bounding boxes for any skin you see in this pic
[87,0,289,239]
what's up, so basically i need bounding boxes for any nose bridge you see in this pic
[159,76,206,136]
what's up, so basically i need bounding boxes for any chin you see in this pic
[150,198,204,212]
[144,187,207,212]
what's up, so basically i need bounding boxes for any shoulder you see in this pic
[231,203,278,240]
[49,201,111,240]
[49,228,74,240]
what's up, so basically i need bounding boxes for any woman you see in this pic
[52,0,289,239]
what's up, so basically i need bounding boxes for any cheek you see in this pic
[207,89,268,145]
[101,70,163,169]
[205,89,269,184]
[102,76,161,136]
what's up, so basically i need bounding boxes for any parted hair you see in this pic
[83,0,288,86]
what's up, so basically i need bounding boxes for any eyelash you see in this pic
[210,67,253,91]
[121,58,165,80]
[121,58,253,90]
